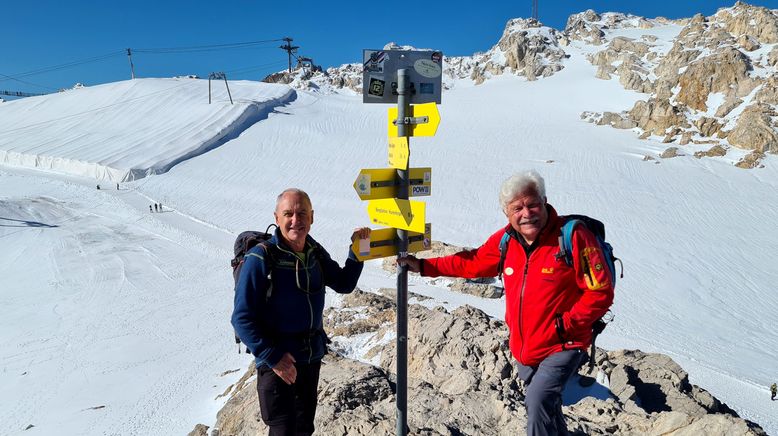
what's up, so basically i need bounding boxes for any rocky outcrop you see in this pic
[661,147,681,158]
[676,47,755,112]
[587,36,653,92]
[470,18,567,84]
[583,2,778,163]
[289,19,569,95]
[736,150,766,168]
[727,104,778,153]
[565,10,605,45]
[694,145,728,158]
[716,1,778,44]
[628,98,689,136]
[199,290,766,435]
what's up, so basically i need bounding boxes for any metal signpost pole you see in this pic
[395,68,409,436]
[360,49,441,434]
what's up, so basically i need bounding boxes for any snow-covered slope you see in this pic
[0,78,293,182]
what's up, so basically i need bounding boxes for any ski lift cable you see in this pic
[133,39,285,54]
[0,51,125,82]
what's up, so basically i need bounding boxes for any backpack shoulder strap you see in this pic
[497,230,511,281]
[256,241,276,299]
[557,217,583,267]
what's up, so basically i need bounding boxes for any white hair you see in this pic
[499,170,546,213]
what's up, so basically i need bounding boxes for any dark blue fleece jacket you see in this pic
[231,230,363,369]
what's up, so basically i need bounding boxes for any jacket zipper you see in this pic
[305,246,314,363]
[518,259,530,364]
[278,242,317,363]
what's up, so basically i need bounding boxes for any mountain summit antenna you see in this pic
[532,0,538,20]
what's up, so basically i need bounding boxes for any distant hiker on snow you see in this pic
[149,205,153,213]
[154,204,158,212]
[231,188,370,436]
[771,383,776,401]
[116,183,119,190]
[96,184,100,190]
[398,170,614,435]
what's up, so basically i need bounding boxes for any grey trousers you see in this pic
[518,349,585,436]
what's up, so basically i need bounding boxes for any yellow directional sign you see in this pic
[367,198,426,233]
[353,167,432,201]
[351,224,432,261]
[388,137,409,170]
[388,102,440,137]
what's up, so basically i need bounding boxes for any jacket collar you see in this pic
[272,228,318,254]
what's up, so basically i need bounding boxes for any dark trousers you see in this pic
[518,349,584,436]
[257,361,322,436]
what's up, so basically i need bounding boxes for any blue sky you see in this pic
[2,0,778,94]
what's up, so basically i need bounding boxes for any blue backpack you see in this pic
[497,215,622,373]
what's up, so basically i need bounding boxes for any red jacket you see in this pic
[421,205,614,367]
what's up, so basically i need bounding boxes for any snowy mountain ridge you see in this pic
[2,2,778,435]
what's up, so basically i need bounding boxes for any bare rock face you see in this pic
[694,145,728,158]
[768,46,778,66]
[322,64,363,93]
[470,18,567,84]
[628,98,688,136]
[449,277,504,298]
[737,34,761,51]
[201,291,765,435]
[606,350,732,416]
[754,76,778,105]
[584,2,778,162]
[588,36,653,93]
[736,150,766,168]
[676,47,754,112]
[716,2,778,44]
[598,111,638,129]
[379,303,518,397]
[727,104,778,153]
[565,10,605,45]
[695,117,724,137]
[187,423,209,436]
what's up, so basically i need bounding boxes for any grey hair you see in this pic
[499,171,546,213]
[276,188,312,210]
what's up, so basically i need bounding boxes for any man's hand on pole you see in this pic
[397,255,421,273]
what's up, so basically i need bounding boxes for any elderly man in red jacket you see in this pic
[399,170,614,435]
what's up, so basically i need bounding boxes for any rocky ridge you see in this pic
[263,2,776,167]
[579,2,778,166]
[193,290,765,435]
[264,19,570,94]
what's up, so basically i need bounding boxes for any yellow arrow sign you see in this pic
[351,224,432,261]
[388,102,440,137]
[353,167,432,201]
[367,198,426,233]
[388,136,409,170]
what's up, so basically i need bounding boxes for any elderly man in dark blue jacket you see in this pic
[232,188,370,436]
